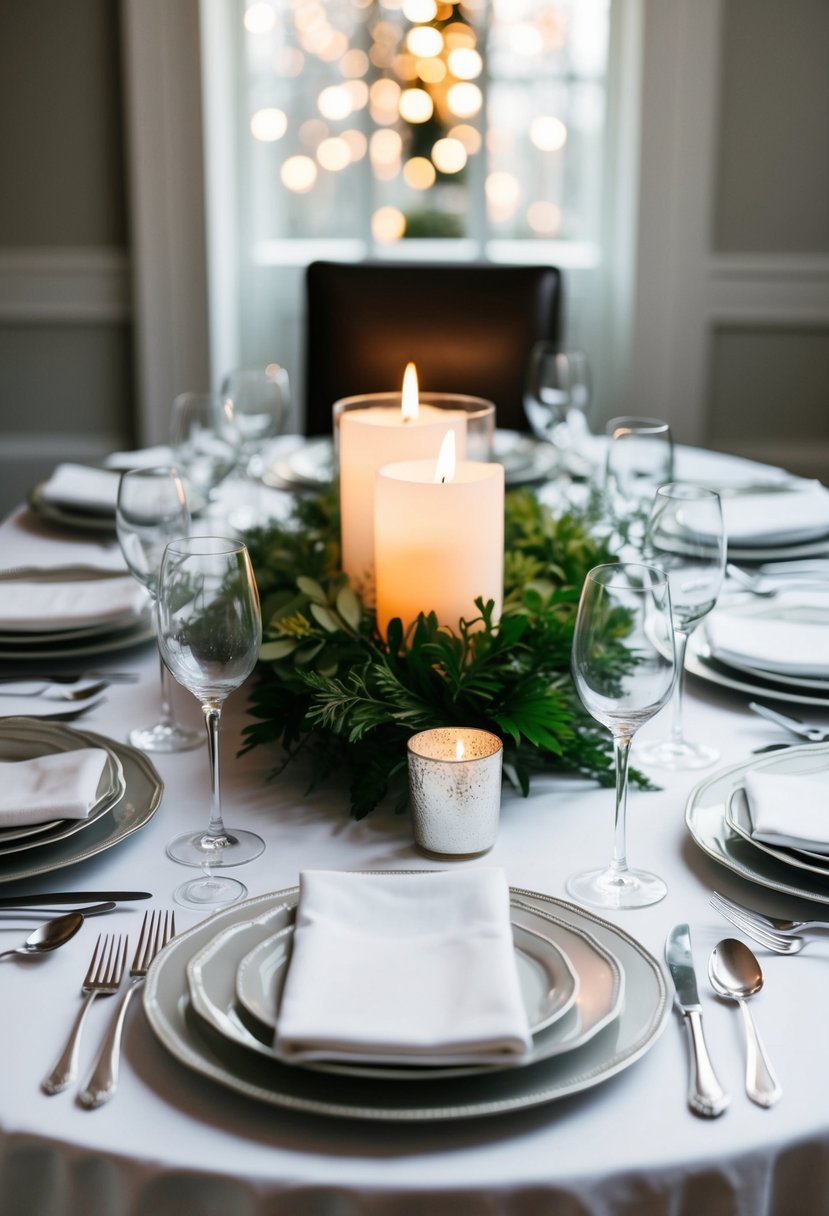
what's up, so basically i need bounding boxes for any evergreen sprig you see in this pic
[241,485,645,818]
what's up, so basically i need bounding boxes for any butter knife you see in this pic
[0,891,151,908]
[665,924,730,1118]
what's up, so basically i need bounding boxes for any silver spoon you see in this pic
[0,912,84,960]
[708,938,782,1107]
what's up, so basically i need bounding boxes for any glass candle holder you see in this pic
[407,727,503,858]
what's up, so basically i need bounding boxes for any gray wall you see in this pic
[0,0,134,517]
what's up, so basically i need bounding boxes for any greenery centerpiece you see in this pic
[241,485,636,818]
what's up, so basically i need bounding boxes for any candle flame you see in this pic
[455,737,465,761]
[401,362,419,422]
[433,430,456,484]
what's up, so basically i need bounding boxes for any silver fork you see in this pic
[42,933,128,1094]
[0,680,110,702]
[79,910,175,1108]
[711,891,829,936]
[710,893,828,955]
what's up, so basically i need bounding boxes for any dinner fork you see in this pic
[711,892,829,937]
[748,703,829,743]
[41,933,128,1095]
[0,680,110,702]
[710,893,829,955]
[79,910,175,1108]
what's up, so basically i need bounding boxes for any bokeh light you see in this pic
[244,2,275,34]
[281,156,318,193]
[399,88,434,124]
[372,206,406,243]
[530,116,568,152]
[403,156,437,189]
[317,137,352,171]
[432,137,467,174]
[250,108,288,142]
[446,82,483,118]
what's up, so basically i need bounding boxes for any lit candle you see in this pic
[337,364,467,600]
[407,727,503,857]
[374,430,504,637]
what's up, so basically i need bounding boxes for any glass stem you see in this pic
[669,630,690,746]
[203,703,228,842]
[610,733,633,877]
[158,652,175,729]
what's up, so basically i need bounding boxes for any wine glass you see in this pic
[221,364,291,531]
[115,467,202,752]
[567,562,676,910]
[170,391,239,510]
[523,343,592,462]
[637,484,726,769]
[156,535,264,908]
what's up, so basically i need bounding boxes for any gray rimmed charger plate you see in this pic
[0,615,155,661]
[0,718,125,854]
[685,741,829,903]
[144,884,669,1122]
[185,902,593,1081]
[726,786,829,876]
[0,717,162,885]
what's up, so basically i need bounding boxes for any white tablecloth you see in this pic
[1,452,829,1216]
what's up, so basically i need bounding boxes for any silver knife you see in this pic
[0,891,151,908]
[665,923,730,1118]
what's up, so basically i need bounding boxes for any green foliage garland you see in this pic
[240,485,641,818]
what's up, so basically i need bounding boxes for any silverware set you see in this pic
[711,890,829,954]
[41,909,175,1106]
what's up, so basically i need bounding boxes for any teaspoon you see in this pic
[708,937,782,1107]
[0,912,84,961]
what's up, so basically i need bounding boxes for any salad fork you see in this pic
[42,933,128,1094]
[709,893,829,955]
[79,910,175,1108]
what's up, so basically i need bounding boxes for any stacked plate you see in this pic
[687,591,829,709]
[0,570,153,660]
[29,463,123,535]
[717,480,829,562]
[0,717,163,884]
[686,742,829,905]
[144,883,670,1121]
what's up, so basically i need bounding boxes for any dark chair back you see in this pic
[304,260,562,435]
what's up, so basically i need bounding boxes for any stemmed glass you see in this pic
[523,343,592,466]
[603,417,674,544]
[170,391,239,512]
[567,563,676,910]
[156,535,264,908]
[115,467,202,752]
[221,365,291,530]
[638,484,726,769]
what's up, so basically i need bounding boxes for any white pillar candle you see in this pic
[336,368,469,601]
[374,440,504,637]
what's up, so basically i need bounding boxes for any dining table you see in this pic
[1,439,829,1216]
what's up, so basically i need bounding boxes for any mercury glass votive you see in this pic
[407,727,503,858]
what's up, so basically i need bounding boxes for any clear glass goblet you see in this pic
[221,364,291,531]
[566,562,676,910]
[603,417,674,548]
[115,467,202,753]
[170,391,239,511]
[523,343,592,465]
[156,535,264,909]
[637,484,726,770]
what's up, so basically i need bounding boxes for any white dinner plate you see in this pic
[0,719,125,856]
[186,902,592,1081]
[145,884,669,1122]
[725,787,829,873]
[0,718,162,885]
[27,487,118,534]
[0,616,155,661]
[685,742,829,902]
[684,637,829,709]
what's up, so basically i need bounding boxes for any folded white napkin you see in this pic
[722,482,829,546]
[272,869,533,1066]
[39,464,122,513]
[3,507,126,573]
[706,592,829,678]
[0,577,148,632]
[0,748,109,826]
[103,445,174,471]
[745,770,829,854]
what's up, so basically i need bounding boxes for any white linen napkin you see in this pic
[38,464,122,514]
[1,507,126,573]
[745,770,829,854]
[0,577,148,632]
[272,869,533,1066]
[721,482,829,546]
[0,749,109,826]
[705,592,829,678]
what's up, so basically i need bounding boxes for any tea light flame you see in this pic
[433,430,456,484]
[401,362,419,422]
[455,737,465,760]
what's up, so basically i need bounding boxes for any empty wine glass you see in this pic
[603,417,674,543]
[170,392,239,509]
[638,484,726,770]
[115,467,202,753]
[524,343,592,464]
[221,364,291,530]
[156,535,264,908]
[567,562,676,910]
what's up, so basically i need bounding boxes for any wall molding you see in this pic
[0,247,131,322]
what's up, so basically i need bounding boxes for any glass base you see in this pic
[127,721,203,753]
[566,865,667,910]
[636,736,720,771]
[166,827,265,869]
[173,873,247,910]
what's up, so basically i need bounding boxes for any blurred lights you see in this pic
[318,85,353,120]
[403,156,437,189]
[281,156,318,192]
[447,47,482,80]
[342,128,368,161]
[370,128,404,164]
[530,116,567,152]
[446,82,483,118]
[244,2,275,34]
[432,137,467,174]
[486,170,521,222]
[250,108,288,142]
[372,206,406,243]
[399,87,434,124]
[527,200,562,236]
[406,26,443,57]
[340,49,370,77]
[417,57,446,84]
[317,136,352,171]
[402,0,438,20]
[449,123,481,154]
